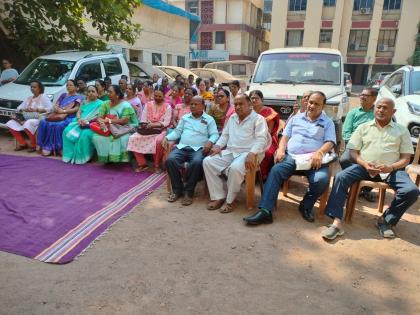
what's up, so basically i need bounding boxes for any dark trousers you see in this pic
[259,154,330,213]
[325,164,419,225]
[165,147,205,197]
[339,147,353,170]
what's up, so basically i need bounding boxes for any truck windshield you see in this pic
[14,59,75,86]
[253,53,341,85]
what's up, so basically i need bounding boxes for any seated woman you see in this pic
[92,85,139,163]
[165,84,183,109]
[6,80,52,152]
[95,79,110,101]
[137,80,154,105]
[250,90,281,180]
[37,79,83,156]
[198,79,214,102]
[62,85,103,164]
[125,83,142,117]
[171,87,196,127]
[127,87,172,172]
[207,88,234,132]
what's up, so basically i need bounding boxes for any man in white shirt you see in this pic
[203,94,270,213]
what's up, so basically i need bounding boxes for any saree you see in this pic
[259,107,281,179]
[92,100,139,163]
[62,99,102,164]
[208,103,235,132]
[37,93,84,152]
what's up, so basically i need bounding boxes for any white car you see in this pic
[377,65,420,139]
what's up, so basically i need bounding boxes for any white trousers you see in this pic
[6,119,40,134]
[203,152,248,204]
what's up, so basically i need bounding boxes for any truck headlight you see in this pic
[407,101,420,116]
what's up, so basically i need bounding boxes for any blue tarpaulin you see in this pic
[142,0,201,22]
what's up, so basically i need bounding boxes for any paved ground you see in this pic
[0,96,419,314]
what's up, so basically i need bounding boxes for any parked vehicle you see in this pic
[0,51,129,125]
[368,71,392,89]
[249,48,349,146]
[190,68,241,86]
[344,72,352,96]
[127,61,172,83]
[157,66,198,81]
[204,60,255,89]
[377,65,420,140]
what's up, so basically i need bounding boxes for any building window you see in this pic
[200,32,213,50]
[377,30,397,51]
[319,30,333,43]
[215,31,225,44]
[286,30,304,47]
[383,0,401,10]
[353,0,373,10]
[186,1,198,14]
[177,56,186,68]
[323,0,336,6]
[288,0,307,11]
[348,30,370,51]
[152,53,162,66]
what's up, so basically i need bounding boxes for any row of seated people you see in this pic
[7,80,419,241]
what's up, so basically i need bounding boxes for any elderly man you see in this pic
[340,87,377,201]
[244,91,336,225]
[322,98,418,240]
[163,96,219,206]
[118,78,128,95]
[203,94,269,213]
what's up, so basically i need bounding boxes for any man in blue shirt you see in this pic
[163,96,219,206]
[244,91,336,225]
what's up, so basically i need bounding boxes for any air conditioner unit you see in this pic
[360,7,371,14]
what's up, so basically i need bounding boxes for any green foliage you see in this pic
[1,0,142,59]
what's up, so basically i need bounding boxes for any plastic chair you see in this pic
[406,139,420,187]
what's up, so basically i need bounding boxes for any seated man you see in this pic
[322,98,419,240]
[203,94,270,213]
[244,91,336,225]
[340,87,377,201]
[163,96,219,206]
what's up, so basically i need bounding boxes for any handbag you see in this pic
[46,112,68,122]
[90,114,116,137]
[136,122,163,135]
[110,124,135,138]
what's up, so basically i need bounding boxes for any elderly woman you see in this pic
[207,88,234,132]
[127,87,172,172]
[95,79,109,101]
[166,84,183,109]
[161,77,172,98]
[0,59,19,85]
[171,87,196,127]
[125,83,142,117]
[198,80,214,102]
[62,85,103,164]
[250,90,281,180]
[91,85,139,163]
[37,79,83,156]
[6,80,52,152]
[137,80,154,105]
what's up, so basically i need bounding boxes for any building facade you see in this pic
[269,0,420,84]
[86,0,199,67]
[170,0,269,67]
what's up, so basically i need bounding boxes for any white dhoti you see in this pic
[203,152,249,204]
[6,119,40,134]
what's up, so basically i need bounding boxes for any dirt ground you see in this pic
[0,98,419,314]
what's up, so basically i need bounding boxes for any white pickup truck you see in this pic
[0,51,129,126]
[249,48,349,147]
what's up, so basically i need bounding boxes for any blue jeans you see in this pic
[165,147,205,197]
[259,154,329,213]
[325,164,419,225]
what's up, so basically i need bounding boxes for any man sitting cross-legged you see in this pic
[321,98,419,240]
[244,91,336,225]
[203,94,270,213]
[163,96,219,206]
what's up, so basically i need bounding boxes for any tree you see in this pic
[1,0,142,60]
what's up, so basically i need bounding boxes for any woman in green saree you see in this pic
[62,85,103,164]
[92,85,139,163]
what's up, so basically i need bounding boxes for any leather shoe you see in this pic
[299,205,315,222]
[243,209,273,225]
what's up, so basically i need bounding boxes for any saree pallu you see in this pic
[37,93,84,152]
[259,107,281,180]
[62,99,102,164]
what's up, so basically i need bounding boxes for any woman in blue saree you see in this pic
[62,85,102,164]
[37,79,84,156]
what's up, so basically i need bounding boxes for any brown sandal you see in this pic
[207,199,225,210]
[219,203,234,213]
[167,193,181,203]
[181,196,193,206]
